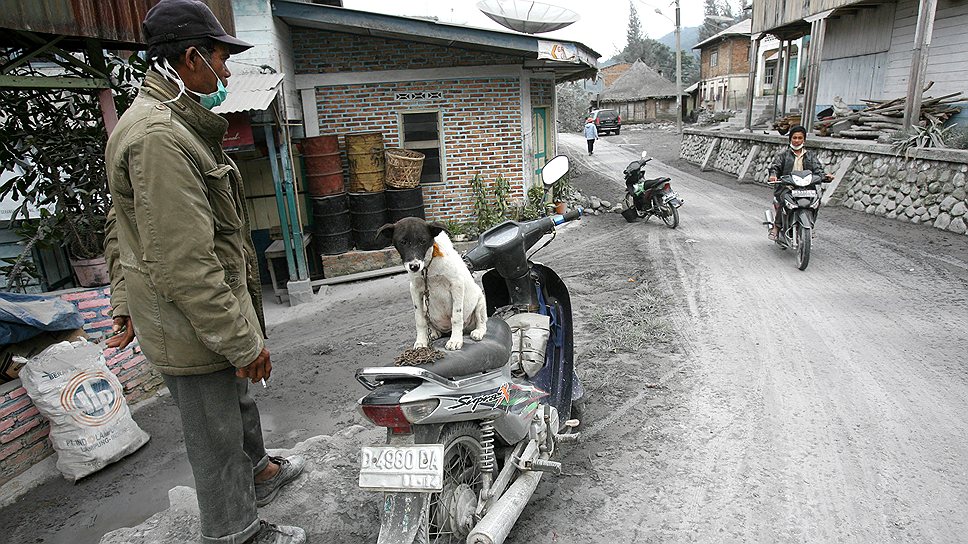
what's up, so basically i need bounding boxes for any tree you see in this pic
[699,0,723,41]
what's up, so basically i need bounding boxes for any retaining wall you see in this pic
[681,129,968,235]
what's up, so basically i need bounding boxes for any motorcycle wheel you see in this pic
[796,225,811,270]
[623,193,647,219]
[660,202,679,229]
[413,422,485,544]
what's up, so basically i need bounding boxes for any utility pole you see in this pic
[675,0,682,134]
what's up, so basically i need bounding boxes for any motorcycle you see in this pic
[620,151,683,228]
[356,154,584,544]
[762,170,824,271]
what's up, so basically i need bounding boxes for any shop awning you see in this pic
[212,73,285,115]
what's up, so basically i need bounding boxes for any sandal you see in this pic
[768,228,779,241]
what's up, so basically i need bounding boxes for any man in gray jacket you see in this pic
[104,1,306,542]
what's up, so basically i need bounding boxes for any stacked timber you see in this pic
[815,83,962,141]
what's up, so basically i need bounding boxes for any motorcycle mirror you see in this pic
[541,155,570,188]
[641,150,649,160]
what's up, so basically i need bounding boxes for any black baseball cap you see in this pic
[143,0,253,54]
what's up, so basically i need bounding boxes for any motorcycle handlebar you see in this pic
[462,207,583,273]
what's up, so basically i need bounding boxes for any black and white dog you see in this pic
[377,217,487,350]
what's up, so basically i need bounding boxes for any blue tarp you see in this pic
[0,292,85,345]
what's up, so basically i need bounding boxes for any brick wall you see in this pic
[531,78,554,106]
[0,286,161,487]
[292,30,523,74]
[294,30,531,224]
[312,79,526,223]
[701,38,751,78]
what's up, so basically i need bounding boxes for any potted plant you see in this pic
[550,173,573,215]
[0,54,143,289]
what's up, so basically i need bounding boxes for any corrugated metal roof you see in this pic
[0,0,237,49]
[212,72,284,114]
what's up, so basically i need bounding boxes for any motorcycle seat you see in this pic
[642,177,670,189]
[421,317,512,380]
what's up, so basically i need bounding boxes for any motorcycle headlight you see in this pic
[793,175,812,187]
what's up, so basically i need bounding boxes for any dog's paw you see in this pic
[445,337,463,350]
[413,339,429,349]
[470,328,486,341]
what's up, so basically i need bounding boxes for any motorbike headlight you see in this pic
[793,175,812,187]
[400,399,440,423]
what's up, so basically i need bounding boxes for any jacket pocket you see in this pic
[205,165,243,233]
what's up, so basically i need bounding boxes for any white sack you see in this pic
[19,339,150,481]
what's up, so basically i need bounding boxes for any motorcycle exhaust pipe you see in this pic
[763,209,774,226]
[466,469,544,544]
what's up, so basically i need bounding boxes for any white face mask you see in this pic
[790,143,804,151]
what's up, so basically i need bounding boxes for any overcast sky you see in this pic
[342,0,736,60]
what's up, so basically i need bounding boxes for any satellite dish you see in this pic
[477,0,580,34]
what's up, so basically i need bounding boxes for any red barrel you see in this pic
[302,134,344,196]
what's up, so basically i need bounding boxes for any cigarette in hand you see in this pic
[261,378,267,388]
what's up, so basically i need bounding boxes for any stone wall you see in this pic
[0,286,162,487]
[680,129,968,235]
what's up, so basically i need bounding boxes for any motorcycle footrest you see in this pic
[555,431,580,444]
[528,459,562,475]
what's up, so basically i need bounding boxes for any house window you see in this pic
[399,111,442,184]
[764,64,775,86]
[710,49,719,67]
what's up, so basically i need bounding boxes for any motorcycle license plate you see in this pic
[359,445,444,492]
[663,191,680,203]
[791,189,816,198]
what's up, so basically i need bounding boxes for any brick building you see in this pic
[271,0,598,224]
[693,19,752,111]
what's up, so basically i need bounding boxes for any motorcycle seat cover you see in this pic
[422,317,512,380]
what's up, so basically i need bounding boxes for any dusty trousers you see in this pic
[163,368,271,544]
[586,139,595,154]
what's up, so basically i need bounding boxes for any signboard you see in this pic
[222,113,255,151]
[537,40,580,64]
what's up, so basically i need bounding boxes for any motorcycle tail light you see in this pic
[361,404,412,434]
[617,115,622,123]
[401,399,439,423]
[663,182,671,191]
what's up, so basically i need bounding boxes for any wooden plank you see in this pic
[311,265,405,286]
[737,145,761,183]
[0,75,109,89]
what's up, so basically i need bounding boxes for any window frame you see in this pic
[397,109,445,186]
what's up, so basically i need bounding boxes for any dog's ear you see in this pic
[376,223,395,241]
[427,221,450,238]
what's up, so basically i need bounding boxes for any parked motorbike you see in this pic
[762,170,823,270]
[356,154,584,544]
[620,151,683,228]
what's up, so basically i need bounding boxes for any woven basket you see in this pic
[384,148,426,189]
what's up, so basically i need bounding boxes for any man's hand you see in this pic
[824,173,835,182]
[106,316,135,349]
[768,175,779,184]
[237,347,271,384]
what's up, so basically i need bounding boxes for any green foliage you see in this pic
[891,119,953,159]
[556,82,592,133]
[0,52,145,288]
[520,184,546,221]
[471,173,514,232]
[551,172,573,203]
[619,3,700,86]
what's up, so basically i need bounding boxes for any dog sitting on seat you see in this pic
[377,217,488,350]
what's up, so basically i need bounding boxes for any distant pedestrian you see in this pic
[584,119,599,155]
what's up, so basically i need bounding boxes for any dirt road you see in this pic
[5,129,968,543]
[509,132,968,543]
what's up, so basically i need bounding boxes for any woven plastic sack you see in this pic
[19,339,150,481]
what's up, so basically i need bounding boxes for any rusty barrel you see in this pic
[310,192,352,255]
[346,132,385,192]
[385,187,425,223]
[302,134,344,196]
[348,191,391,250]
